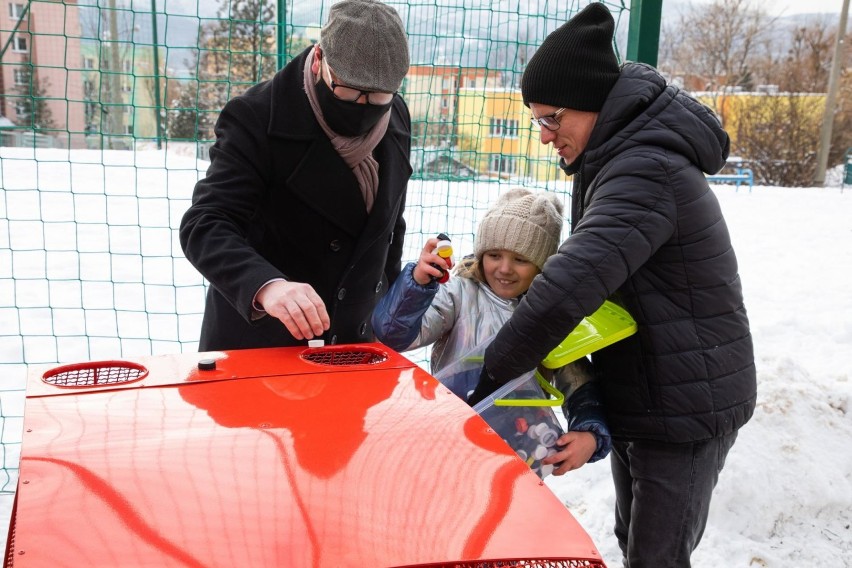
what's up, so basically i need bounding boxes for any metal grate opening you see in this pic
[3,496,16,568]
[300,346,388,366]
[407,561,605,567]
[3,526,13,568]
[42,361,148,388]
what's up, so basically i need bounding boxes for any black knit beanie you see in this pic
[521,2,620,111]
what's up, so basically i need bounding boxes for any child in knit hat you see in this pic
[372,188,610,474]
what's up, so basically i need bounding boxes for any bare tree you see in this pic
[733,93,822,185]
[662,0,774,91]
[192,0,278,139]
[12,60,56,131]
[659,1,852,185]
[166,80,202,140]
[777,18,835,93]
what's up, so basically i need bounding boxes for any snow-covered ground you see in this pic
[552,183,852,566]
[1,147,850,565]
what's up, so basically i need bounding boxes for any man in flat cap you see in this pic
[181,0,412,351]
[469,4,756,566]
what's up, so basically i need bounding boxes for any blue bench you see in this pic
[706,167,754,192]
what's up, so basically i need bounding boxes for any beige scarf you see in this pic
[303,46,390,213]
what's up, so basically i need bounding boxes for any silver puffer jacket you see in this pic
[372,260,517,374]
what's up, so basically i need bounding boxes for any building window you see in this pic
[124,124,134,135]
[11,35,27,53]
[489,155,517,175]
[8,3,26,20]
[83,57,96,70]
[15,100,30,119]
[123,60,132,73]
[489,118,519,138]
[13,68,28,85]
[121,82,132,93]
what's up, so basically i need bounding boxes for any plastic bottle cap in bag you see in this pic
[538,428,558,447]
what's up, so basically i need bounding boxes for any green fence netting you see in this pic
[0,0,637,541]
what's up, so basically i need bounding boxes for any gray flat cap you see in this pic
[320,0,410,93]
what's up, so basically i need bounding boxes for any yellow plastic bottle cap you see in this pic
[435,240,453,258]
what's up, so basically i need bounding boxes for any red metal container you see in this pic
[5,344,606,567]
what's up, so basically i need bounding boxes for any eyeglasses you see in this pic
[530,108,567,131]
[323,61,395,105]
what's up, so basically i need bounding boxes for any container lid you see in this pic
[541,300,638,369]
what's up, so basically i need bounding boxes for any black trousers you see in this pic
[611,431,739,567]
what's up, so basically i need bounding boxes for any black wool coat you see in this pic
[485,63,756,444]
[180,48,412,351]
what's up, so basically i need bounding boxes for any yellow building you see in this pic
[456,87,569,183]
[457,87,827,183]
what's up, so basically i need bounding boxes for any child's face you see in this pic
[481,249,539,300]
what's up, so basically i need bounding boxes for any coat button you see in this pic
[329,239,341,252]
[375,281,383,293]
[359,322,367,336]
[337,288,346,300]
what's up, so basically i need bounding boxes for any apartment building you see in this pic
[0,0,85,147]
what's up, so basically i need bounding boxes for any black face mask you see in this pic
[315,78,393,137]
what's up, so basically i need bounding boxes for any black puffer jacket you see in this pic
[485,63,756,443]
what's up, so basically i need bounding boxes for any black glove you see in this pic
[466,365,502,407]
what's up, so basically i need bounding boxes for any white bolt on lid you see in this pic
[308,339,325,348]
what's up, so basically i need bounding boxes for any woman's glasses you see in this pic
[530,108,566,131]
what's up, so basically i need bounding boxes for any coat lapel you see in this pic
[263,48,412,246]
[266,49,368,238]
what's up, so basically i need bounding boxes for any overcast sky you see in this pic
[693,0,849,16]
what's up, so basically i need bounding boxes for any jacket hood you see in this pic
[583,62,730,175]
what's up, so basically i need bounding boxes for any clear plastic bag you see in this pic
[471,369,566,479]
[432,339,565,478]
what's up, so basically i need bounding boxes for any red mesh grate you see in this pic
[300,346,388,366]
[42,361,148,388]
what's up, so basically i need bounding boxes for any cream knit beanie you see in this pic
[474,188,564,270]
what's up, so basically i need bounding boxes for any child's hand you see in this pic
[542,431,597,475]
[412,238,452,285]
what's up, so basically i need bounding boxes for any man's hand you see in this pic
[542,431,597,475]
[466,366,502,406]
[256,280,330,340]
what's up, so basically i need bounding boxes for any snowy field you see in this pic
[1,147,850,565]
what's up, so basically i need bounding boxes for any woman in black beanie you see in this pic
[469,3,756,567]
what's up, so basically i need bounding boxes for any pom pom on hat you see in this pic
[521,3,620,111]
[475,188,564,271]
[321,0,410,93]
